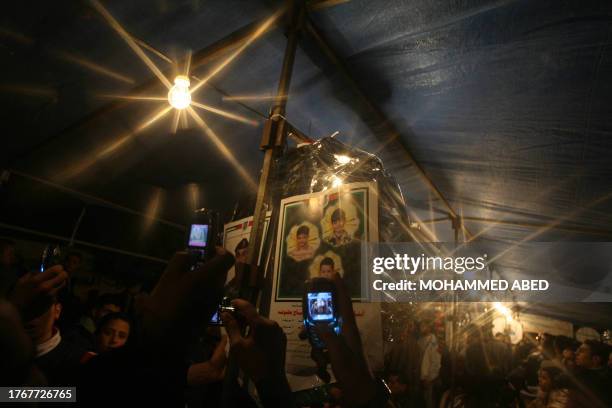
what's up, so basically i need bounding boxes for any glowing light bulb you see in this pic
[168,75,191,110]
[334,154,351,165]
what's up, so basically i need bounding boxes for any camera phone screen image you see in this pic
[189,224,209,247]
[307,292,334,321]
[209,310,220,324]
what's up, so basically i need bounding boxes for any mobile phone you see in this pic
[303,278,341,349]
[209,296,235,326]
[40,244,63,273]
[187,209,219,265]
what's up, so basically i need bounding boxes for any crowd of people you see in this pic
[1,237,612,407]
[1,238,377,407]
[383,320,612,408]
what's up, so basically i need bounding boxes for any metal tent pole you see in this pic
[221,2,304,407]
[243,0,305,301]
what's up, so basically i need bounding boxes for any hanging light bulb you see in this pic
[168,75,191,110]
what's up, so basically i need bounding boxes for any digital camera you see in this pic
[209,296,236,326]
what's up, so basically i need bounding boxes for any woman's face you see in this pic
[538,370,552,392]
[97,319,130,352]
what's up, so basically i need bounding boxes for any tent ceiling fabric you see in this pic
[308,0,612,238]
[2,0,612,304]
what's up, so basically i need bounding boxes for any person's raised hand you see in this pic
[314,273,377,406]
[221,299,286,382]
[222,299,293,407]
[135,247,234,350]
[187,335,228,385]
[8,265,68,321]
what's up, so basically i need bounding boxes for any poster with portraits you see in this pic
[269,182,383,391]
[223,212,271,284]
[275,182,375,300]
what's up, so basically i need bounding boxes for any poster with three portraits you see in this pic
[269,182,383,391]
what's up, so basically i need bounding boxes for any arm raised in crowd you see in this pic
[223,273,385,408]
[314,272,379,407]
[187,335,227,386]
[222,299,294,407]
[134,248,234,352]
[8,265,68,321]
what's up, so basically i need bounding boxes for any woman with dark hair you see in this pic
[95,312,131,353]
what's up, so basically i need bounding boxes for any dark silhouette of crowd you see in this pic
[0,239,383,407]
[1,237,611,407]
[383,320,612,408]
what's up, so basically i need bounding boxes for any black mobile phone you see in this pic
[40,244,63,273]
[186,208,219,265]
[303,278,342,349]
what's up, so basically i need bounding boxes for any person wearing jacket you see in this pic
[418,320,441,408]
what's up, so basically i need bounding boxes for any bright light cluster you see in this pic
[167,75,191,110]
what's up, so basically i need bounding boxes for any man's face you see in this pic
[575,344,593,368]
[538,370,552,392]
[65,255,81,274]
[297,233,308,249]
[319,265,334,279]
[332,219,345,235]
[562,348,574,361]
[235,247,248,264]
[94,303,121,322]
[97,319,130,352]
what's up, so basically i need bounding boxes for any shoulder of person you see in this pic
[548,388,569,408]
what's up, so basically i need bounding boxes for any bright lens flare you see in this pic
[334,154,351,165]
[494,302,513,322]
[168,75,191,110]
[331,176,343,188]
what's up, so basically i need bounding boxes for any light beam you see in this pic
[89,0,172,89]
[186,107,256,190]
[60,105,172,180]
[191,101,258,126]
[190,9,283,93]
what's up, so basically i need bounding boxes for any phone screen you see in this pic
[209,310,221,325]
[307,291,334,321]
[189,224,209,248]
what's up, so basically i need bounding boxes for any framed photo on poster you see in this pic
[273,182,379,300]
[223,212,271,284]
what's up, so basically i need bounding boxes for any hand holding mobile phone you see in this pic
[40,244,63,273]
[186,209,220,266]
[305,273,380,406]
[209,296,235,326]
[302,277,341,349]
